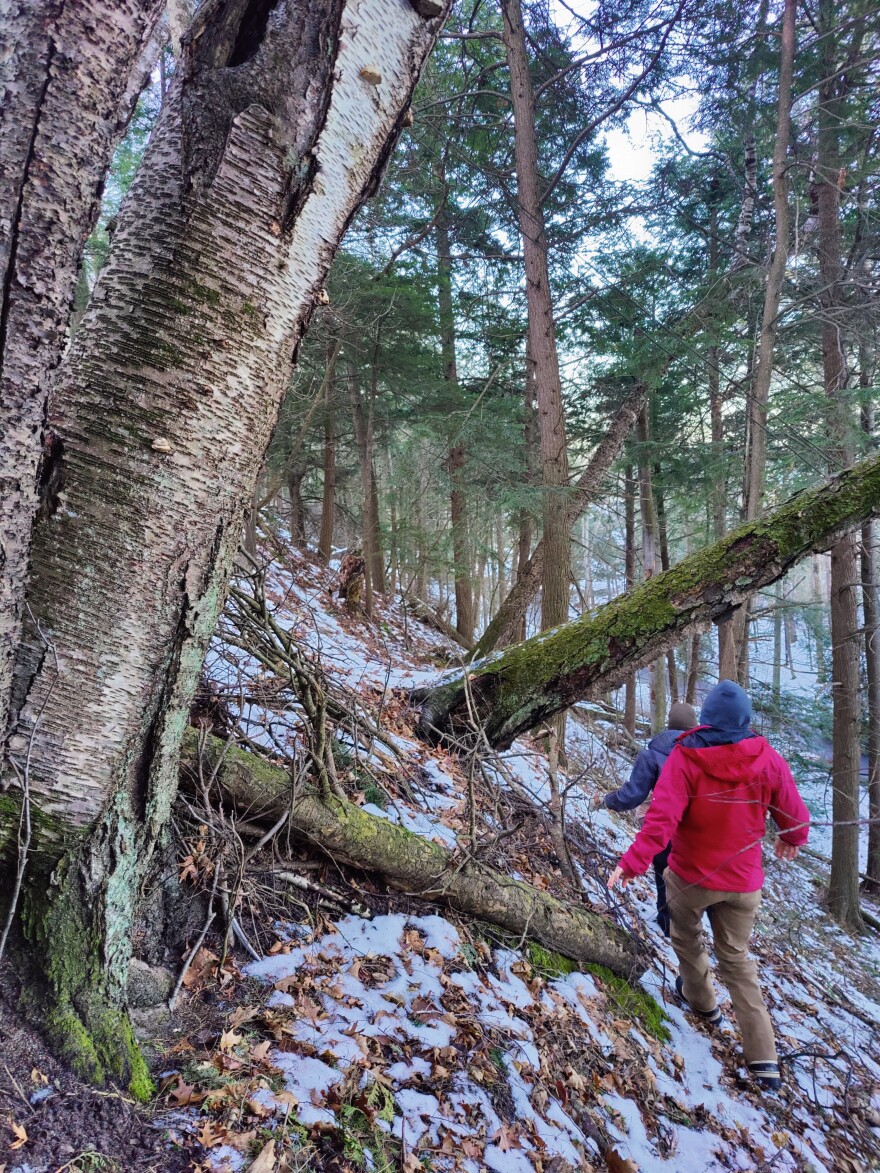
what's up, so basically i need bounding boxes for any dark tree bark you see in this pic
[471,389,643,658]
[501,0,571,633]
[1,0,449,1091]
[623,464,637,736]
[654,474,679,702]
[434,188,475,645]
[741,0,795,524]
[863,516,880,893]
[349,359,385,617]
[416,453,880,749]
[318,345,338,563]
[817,0,862,930]
[636,408,665,731]
[0,0,165,740]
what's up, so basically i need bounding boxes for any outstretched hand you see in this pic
[774,840,799,861]
[607,866,630,890]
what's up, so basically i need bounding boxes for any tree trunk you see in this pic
[318,345,338,562]
[636,408,665,732]
[863,517,880,892]
[685,633,700,706]
[416,453,880,748]
[183,731,642,978]
[0,0,165,740]
[2,0,448,1091]
[435,192,475,644]
[471,388,643,658]
[349,361,384,617]
[623,465,637,735]
[817,0,862,930]
[288,468,306,547]
[741,0,795,524]
[729,0,770,271]
[514,344,537,643]
[655,470,678,704]
[732,0,797,689]
[501,0,570,633]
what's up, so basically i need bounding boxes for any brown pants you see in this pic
[665,869,776,1065]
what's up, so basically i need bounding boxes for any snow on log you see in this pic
[181,730,644,979]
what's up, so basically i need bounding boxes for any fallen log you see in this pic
[180,730,643,978]
[416,453,880,748]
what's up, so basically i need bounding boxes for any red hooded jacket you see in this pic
[618,731,810,892]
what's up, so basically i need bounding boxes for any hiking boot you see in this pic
[748,1061,782,1091]
[675,975,722,1025]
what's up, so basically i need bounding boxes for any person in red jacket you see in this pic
[607,679,810,1090]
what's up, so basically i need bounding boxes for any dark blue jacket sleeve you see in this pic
[603,748,661,812]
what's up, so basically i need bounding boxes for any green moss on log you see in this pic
[182,733,643,978]
[419,452,880,747]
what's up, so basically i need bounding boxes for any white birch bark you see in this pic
[0,0,165,742]
[3,0,447,1088]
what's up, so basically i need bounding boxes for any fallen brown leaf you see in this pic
[249,1139,276,1172]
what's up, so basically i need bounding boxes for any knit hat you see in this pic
[667,701,698,730]
[699,679,752,736]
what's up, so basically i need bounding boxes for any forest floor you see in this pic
[4,537,880,1173]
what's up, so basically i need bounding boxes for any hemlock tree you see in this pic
[0,0,449,1093]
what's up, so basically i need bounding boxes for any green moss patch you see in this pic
[585,963,670,1042]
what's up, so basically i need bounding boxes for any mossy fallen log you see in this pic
[417,453,880,748]
[180,730,643,979]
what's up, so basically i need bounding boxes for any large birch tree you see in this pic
[0,0,448,1093]
[0,0,166,741]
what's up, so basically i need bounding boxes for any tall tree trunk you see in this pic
[686,633,701,705]
[741,0,795,523]
[471,388,643,658]
[349,359,385,617]
[435,189,474,644]
[416,452,880,748]
[772,581,783,705]
[623,464,637,736]
[655,473,679,702]
[288,468,306,546]
[862,379,880,892]
[501,0,570,634]
[1,0,448,1089]
[733,0,796,690]
[729,0,770,271]
[637,408,665,732]
[863,517,880,893]
[817,0,861,929]
[0,0,165,741]
[707,197,736,680]
[514,354,537,643]
[318,344,338,562]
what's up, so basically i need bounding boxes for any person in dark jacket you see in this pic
[593,700,697,935]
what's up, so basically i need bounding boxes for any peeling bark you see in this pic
[417,454,880,749]
[3,0,449,1087]
[182,731,643,978]
[0,0,165,743]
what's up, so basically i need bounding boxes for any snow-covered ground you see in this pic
[188,543,880,1172]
